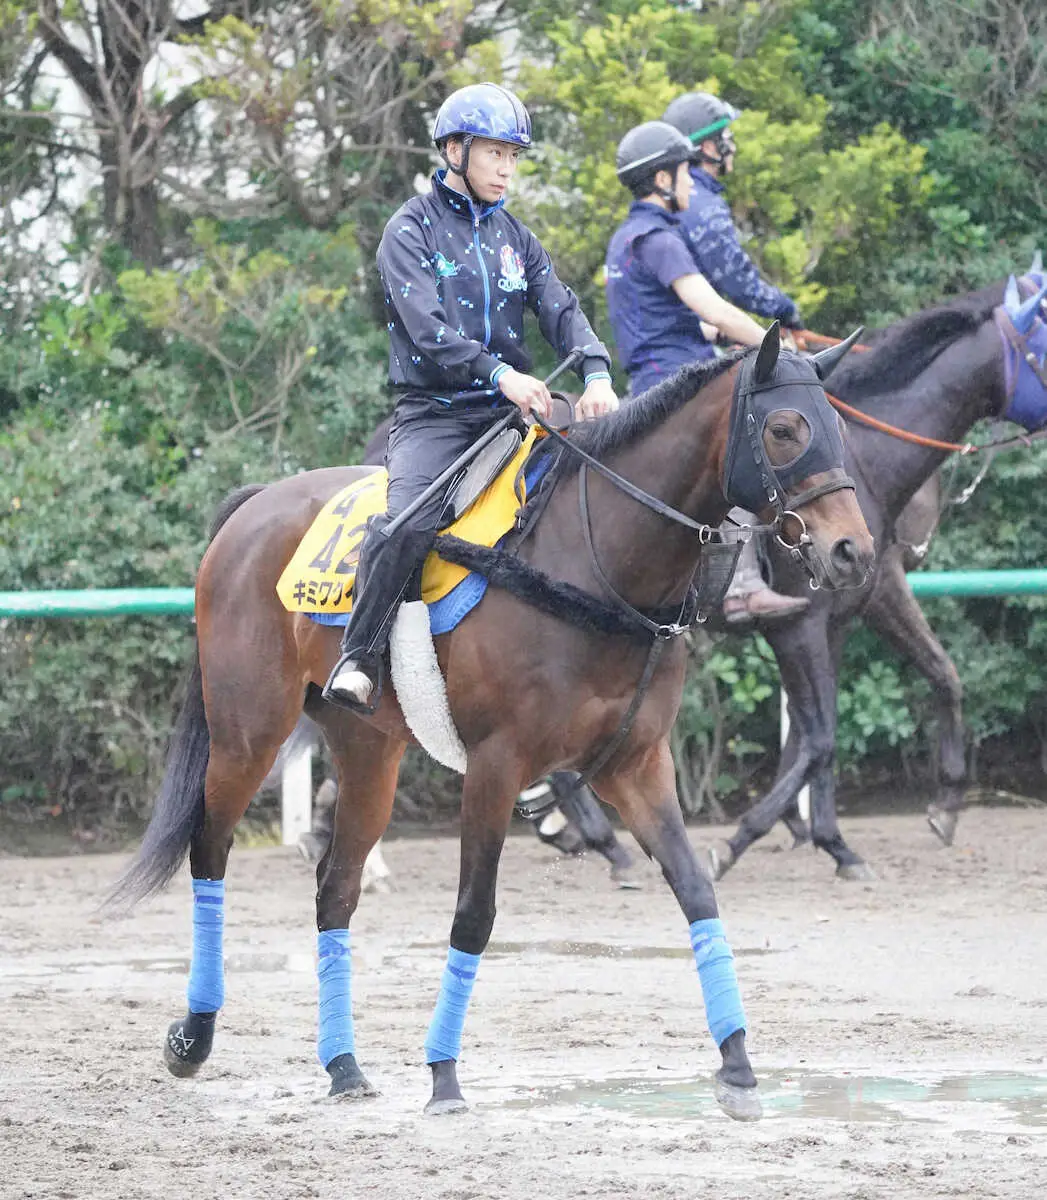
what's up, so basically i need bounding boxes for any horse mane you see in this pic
[560,350,743,471]
[830,291,999,404]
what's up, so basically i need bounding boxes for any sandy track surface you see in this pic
[2,808,1046,1199]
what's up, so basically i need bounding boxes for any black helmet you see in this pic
[615,121,694,195]
[663,92,740,147]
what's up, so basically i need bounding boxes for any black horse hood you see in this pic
[723,350,846,515]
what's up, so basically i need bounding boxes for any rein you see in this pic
[802,317,1047,458]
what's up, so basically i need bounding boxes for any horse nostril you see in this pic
[831,537,858,570]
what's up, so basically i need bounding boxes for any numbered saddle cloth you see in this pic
[276,427,545,630]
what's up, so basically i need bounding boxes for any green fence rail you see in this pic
[0,588,196,618]
[3,570,1047,618]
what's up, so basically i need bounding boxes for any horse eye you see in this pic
[771,424,794,440]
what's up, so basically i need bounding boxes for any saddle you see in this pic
[440,393,574,526]
[276,426,549,616]
[439,425,522,527]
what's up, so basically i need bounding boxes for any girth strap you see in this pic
[576,635,670,788]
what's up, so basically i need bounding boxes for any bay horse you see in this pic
[113,325,873,1120]
[709,272,1047,881]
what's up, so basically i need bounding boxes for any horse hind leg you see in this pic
[864,553,967,848]
[304,702,406,1099]
[164,680,304,1079]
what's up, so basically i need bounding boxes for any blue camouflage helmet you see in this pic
[432,83,533,149]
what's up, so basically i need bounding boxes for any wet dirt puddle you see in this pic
[409,940,777,960]
[0,940,775,986]
[490,1070,1047,1126]
[0,951,315,982]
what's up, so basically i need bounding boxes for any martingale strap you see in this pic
[578,462,702,638]
[577,635,669,788]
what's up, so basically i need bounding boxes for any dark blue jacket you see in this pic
[605,201,715,396]
[377,171,610,402]
[677,168,799,323]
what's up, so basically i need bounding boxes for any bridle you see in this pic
[527,353,854,637]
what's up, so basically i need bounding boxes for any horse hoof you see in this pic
[713,1076,762,1122]
[326,1053,379,1099]
[610,867,643,890]
[426,1059,467,1114]
[707,841,735,882]
[927,806,957,847]
[424,1095,469,1116]
[163,1012,216,1079]
[836,861,876,882]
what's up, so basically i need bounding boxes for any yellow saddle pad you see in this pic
[277,427,541,615]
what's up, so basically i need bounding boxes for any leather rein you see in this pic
[796,321,1047,457]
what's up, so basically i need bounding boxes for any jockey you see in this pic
[605,120,808,624]
[325,82,618,709]
[662,92,803,330]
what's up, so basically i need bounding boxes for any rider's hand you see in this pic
[575,377,620,421]
[498,368,552,420]
[699,321,720,344]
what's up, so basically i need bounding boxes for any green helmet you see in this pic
[662,92,741,148]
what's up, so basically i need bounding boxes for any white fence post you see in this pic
[281,738,313,847]
[780,689,811,822]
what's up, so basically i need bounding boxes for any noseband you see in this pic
[727,355,856,579]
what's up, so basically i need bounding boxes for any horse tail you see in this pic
[108,484,267,909]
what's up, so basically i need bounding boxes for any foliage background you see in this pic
[1,0,1045,834]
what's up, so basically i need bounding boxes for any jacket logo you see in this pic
[433,252,461,279]
[497,245,527,293]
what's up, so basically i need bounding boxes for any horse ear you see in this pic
[809,326,866,381]
[1005,274,1021,314]
[1031,250,1043,274]
[753,320,780,384]
[1013,280,1047,335]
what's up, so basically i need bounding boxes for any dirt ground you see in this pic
[2,807,1046,1200]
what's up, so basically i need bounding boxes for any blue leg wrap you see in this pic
[690,917,746,1045]
[424,947,481,1064]
[188,878,225,1014]
[317,929,355,1067]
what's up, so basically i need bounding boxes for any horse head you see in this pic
[997,267,1047,431]
[722,322,874,590]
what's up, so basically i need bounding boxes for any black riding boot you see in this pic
[322,515,435,711]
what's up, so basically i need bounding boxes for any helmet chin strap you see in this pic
[695,134,732,178]
[443,134,484,204]
[657,185,682,213]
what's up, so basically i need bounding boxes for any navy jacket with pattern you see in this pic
[377,171,610,402]
[677,167,799,324]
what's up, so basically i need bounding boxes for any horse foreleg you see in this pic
[864,552,966,847]
[594,739,760,1121]
[774,727,811,847]
[423,739,521,1116]
[718,615,869,878]
[306,708,405,1098]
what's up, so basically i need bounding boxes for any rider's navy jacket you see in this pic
[605,200,714,396]
[677,167,798,323]
[377,170,610,402]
